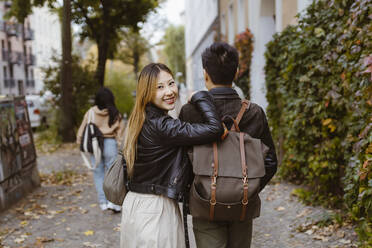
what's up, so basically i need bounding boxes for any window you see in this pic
[9,65,13,78]
[18,80,24,95]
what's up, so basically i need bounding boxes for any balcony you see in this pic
[2,50,24,64]
[25,54,36,66]
[26,79,35,87]
[4,79,15,88]
[24,28,34,40]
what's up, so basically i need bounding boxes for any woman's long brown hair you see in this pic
[123,63,173,177]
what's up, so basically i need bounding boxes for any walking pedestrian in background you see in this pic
[77,87,125,212]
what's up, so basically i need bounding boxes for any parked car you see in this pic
[25,94,50,129]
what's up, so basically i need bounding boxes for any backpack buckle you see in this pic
[211,176,217,186]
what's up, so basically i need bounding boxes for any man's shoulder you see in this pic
[245,102,265,119]
[179,102,203,123]
[238,101,267,136]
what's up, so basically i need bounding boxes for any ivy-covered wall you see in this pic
[265,0,371,245]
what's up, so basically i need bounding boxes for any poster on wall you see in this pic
[0,99,22,183]
[14,97,36,167]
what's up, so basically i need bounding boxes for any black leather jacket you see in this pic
[128,91,224,200]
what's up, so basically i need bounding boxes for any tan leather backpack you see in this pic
[188,100,268,221]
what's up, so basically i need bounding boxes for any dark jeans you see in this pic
[192,217,253,248]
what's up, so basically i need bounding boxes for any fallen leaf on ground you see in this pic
[339,239,351,244]
[14,237,25,244]
[296,208,312,218]
[79,208,89,214]
[20,221,28,227]
[36,236,54,243]
[275,206,285,211]
[313,234,329,242]
[83,241,101,247]
[84,230,94,236]
[336,230,345,238]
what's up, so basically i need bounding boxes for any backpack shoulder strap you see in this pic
[231,99,250,131]
[87,108,95,124]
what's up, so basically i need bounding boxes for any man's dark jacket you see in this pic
[179,87,278,218]
[128,91,224,201]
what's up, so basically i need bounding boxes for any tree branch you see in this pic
[72,0,97,40]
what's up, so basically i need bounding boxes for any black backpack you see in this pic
[80,109,104,169]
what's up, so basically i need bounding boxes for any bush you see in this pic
[43,56,136,134]
[234,29,254,98]
[43,55,99,129]
[265,0,371,245]
[105,68,136,116]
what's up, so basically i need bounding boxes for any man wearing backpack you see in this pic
[179,42,278,248]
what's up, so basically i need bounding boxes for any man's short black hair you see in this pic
[202,42,239,85]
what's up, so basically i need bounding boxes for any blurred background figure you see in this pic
[77,87,125,212]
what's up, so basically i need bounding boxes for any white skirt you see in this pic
[120,191,186,248]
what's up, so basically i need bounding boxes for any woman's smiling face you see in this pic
[152,70,178,111]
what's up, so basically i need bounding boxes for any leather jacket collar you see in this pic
[145,103,167,117]
[209,87,241,100]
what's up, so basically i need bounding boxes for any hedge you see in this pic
[264,0,371,245]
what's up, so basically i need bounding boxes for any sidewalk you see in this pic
[0,145,358,247]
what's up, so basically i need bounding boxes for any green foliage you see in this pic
[265,0,372,245]
[1,0,49,23]
[5,0,159,85]
[105,69,136,116]
[234,28,253,98]
[43,55,99,128]
[71,0,159,57]
[34,123,62,154]
[116,28,150,79]
[163,25,185,83]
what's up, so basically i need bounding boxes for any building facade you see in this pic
[30,5,61,94]
[0,2,61,97]
[0,2,35,96]
[185,0,313,109]
[185,0,219,92]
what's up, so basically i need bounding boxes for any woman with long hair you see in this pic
[77,87,125,212]
[120,63,223,247]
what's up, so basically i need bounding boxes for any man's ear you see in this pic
[203,69,209,82]
[235,68,239,80]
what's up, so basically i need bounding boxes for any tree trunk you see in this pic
[94,4,110,86]
[133,47,139,81]
[60,0,75,142]
[95,39,108,86]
